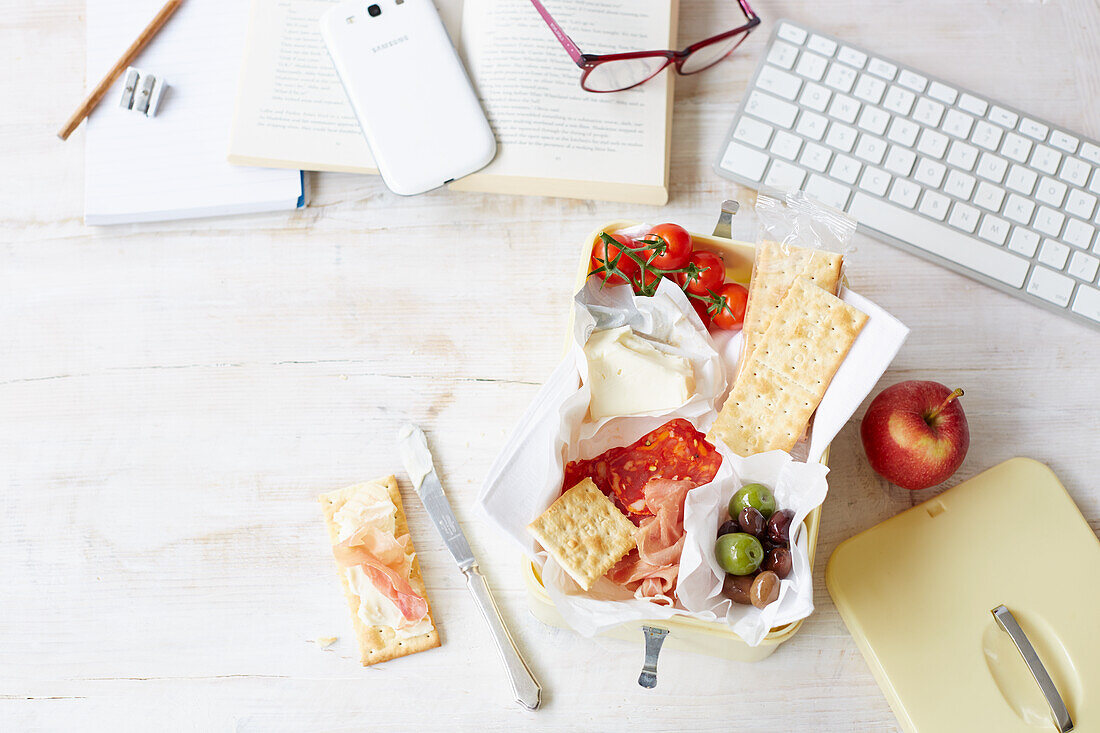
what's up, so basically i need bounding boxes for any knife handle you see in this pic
[462,565,542,710]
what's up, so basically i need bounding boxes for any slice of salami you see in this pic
[562,418,721,524]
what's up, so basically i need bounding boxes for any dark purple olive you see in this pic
[722,573,755,605]
[738,507,765,537]
[767,509,794,544]
[717,519,740,537]
[763,547,793,579]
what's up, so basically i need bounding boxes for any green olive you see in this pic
[714,532,764,575]
[729,483,777,519]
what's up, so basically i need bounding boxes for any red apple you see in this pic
[860,380,969,491]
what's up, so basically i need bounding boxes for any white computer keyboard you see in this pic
[715,19,1100,331]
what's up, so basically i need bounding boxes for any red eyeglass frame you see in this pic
[529,0,761,92]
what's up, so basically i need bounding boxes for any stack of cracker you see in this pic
[527,478,637,591]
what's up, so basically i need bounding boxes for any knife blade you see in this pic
[396,424,542,711]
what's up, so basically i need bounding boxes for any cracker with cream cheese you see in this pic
[319,475,440,665]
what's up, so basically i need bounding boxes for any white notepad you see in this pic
[84,0,305,225]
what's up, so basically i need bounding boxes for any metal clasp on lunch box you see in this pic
[638,625,669,689]
[991,605,1073,732]
[712,199,740,240]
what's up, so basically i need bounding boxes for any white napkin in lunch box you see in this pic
[477,277,908,643]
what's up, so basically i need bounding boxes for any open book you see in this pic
[229,0,677,205]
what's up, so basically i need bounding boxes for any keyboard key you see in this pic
[854,135,888,164]
[1002,133,1033,164]
[857,106,890,135]
[796,52,829,81]
[828,153,862,184]
[858,166,892,196]
[796,111,829,140]
[732,117,774,148]
[1050,130,1079,153]
[897,69,927,93]
[1008,229,1041,257]
[777,23,807,45]
[1026,266,1074,307]
[912,98,945,127]
[1058,157,1091,188]
[1068,251,1100,282]
[947,141,979,171]
[1004,194,1035,224]
[927,81,957,104]
[767,41,799,70]
[1020,118,1049,141]
[824,64,857,93]
[720,141,770,181]
[745,91,799,128]
[884,146,916,176]
[807,34,837,55]
[916,129,949,159]
[943,109,975,139]
[888,178,921,208]
[1066,189,1097,220]
[1035,176,1067,207]
[770,129,803,160]
[974,181,1006,212]
[1091,170,1100,196]
[883,85,915,116]
[976,153,1008,183]
[1038,239,1070,269]
[914,158,947,188]
[850,193,1030,286]
[799,82,832,112]
[800,141,832,171]
[867,58,897,80]
[945,169,976,200]
[989,106,1018,129]
[757,65,803,100]
[837,46,867,68]
[1034,206,1066,237]
[887,118,920,148]
[1081,142,1100,166]
[853,74,886,104]
[971,121,1003,152]
[1064,218,1096,249]
[827,94,861,124]
[978,215,1010,245]
[919,190,951,220]
[1005,165,1038,195]
[764,159,807,189]
[1030,145,1062,175]
[949,202,981,233]
[805,174,851,209]
[1071,285,1100,322]
[958,93,987,116]
[825,122,858,152]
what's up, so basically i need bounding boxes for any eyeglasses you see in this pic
[530,0,761,93]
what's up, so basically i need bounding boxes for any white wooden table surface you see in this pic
[4,1,1100,730]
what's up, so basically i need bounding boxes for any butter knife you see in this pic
[397,424,542,711]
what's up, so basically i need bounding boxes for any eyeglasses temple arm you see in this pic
[737,0,757,20]
[528,0,584,65]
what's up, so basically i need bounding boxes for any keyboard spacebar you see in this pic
[849,193,1030,288]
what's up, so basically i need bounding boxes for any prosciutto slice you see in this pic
[606,478,694,600]
[334,527,428,625]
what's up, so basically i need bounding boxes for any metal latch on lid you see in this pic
[638,625,669,688]
[712,199,741,239]
[991,605,1074,732]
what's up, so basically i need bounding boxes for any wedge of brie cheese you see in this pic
[584,326,695,421]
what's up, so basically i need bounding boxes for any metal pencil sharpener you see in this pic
[120,67,167,117]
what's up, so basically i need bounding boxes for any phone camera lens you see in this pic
[367,3,381,16]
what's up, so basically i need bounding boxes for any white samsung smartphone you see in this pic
[320,0,496,195]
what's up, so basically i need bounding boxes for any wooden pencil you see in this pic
[57,0,185,140]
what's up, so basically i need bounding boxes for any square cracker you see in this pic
[527,478,637,591]
[319,475,440,666]
[710,277,868,456]
[741,241,844,371]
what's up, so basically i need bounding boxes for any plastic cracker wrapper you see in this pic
[740,189,858,373]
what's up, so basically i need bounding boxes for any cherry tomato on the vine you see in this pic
[632,267,663,296]
[676,250,726,296]
[710,282,749,330]
[641,223,693,270]
[590,232,640,286]
[690,298,711,327]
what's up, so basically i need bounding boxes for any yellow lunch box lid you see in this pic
[826,457,1099,732]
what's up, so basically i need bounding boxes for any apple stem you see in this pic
[926,388,964,422]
